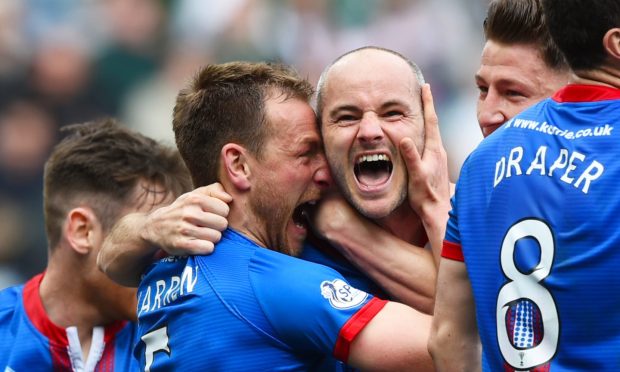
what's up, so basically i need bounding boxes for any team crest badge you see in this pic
[320,279,368,309]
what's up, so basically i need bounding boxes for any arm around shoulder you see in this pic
[98,184,231,287]
[97,212,156,287]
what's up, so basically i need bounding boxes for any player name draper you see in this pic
[494,146,604,194]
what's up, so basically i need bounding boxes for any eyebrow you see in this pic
[475,73,532,88]
[380,99,409,109]
[327,99,411,117]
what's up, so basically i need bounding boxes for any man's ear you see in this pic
[221,143,252,191]
[603,28,620,61]
[64,207,100,255]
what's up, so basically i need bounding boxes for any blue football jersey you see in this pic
[0,274,139,371]
[444,85,620,371]
[300,240,382,296]
[135,228,386,371]
[300,239,387,372]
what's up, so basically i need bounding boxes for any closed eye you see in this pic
[334,114,358,124]
[505,89,526,98]
[384,110,403,118]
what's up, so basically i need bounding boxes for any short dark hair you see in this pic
[542,0,620,71]
[315,46,425,121]
[172,61,314,187]
[484,0,568,70]
[43,118,192,248]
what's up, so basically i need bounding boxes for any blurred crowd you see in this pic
[0,0,487,288]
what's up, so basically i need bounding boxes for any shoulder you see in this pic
[0,284,23,313]
[248,249,377,355]
[250,248,372,316]
[0,284,25,329]
[251,247,344,283]
[301,242,378,294]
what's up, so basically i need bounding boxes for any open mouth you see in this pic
[292,201,316,229]
[354,153,393,187]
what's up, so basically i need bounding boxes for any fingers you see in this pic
[400,137,422,174]
[186,210,228,231]
[144,185,232,257]
[167,228,223,256]
[182,188,231,218]
[156,210,228,256]
[195,183,233,203]
[421,84,443,150]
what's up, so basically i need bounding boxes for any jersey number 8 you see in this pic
[496,218,559,369]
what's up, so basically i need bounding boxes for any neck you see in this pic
[226,198,269,248]
[572,65,620,89]
[39,257,105,343]
[374,203,427,246]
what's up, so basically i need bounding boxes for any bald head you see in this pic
[316,46,425,122]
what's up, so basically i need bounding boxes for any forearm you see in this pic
[418,198,451,268]
[428,258,480,371]
[97,212,158,287]
[429,320,480,371]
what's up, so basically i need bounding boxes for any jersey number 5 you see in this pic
[142,326,171,371]
[496,219,559,369]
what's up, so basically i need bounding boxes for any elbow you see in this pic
[427,327,441,365]
[428,319,452,368]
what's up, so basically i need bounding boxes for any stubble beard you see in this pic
[249,184,295,256]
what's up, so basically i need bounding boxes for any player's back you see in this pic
[450,85,620,371]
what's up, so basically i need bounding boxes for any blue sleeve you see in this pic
[444,192,460,245]
[249,250,381,358]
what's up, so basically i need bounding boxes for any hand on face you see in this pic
[141,183,232,256]
[400,84,451,225]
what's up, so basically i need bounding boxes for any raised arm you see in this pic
[97,183,232,287]
[310,193,436,314]
[428,258,481,371]
[400,84,452,267]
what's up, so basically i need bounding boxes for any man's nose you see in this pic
[477,93,507,134]
[357,114,384,145]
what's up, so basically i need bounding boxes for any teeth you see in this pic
[357,154,389,164]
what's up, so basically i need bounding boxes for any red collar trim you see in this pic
[552,84,620,103]
[23,273,128,345]
[23,273,68,346]
[104,319,128,343]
